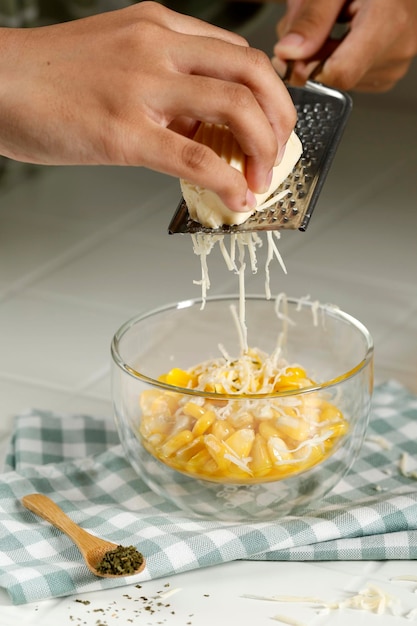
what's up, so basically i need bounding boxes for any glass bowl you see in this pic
[111,295,373,521]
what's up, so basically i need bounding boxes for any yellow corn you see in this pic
[321,421,349,440]
[204,434,231,471]
[139,413,175,438]
[258,421,282,441]
[275,366,309,391]
[164,368,194,388]
[192,410,216,436]
[183,401,206,419]
[138,359,348,483]
[139,389,162,414]
[250,434,273,476]
[228,410,254,429]
[211,420,235,440]
[161,430,193,457]
[267,436,293,465]
[185,448,212,472]
[150,393,178,417]
[293,443,324,468]
[225,429,255,458]
[275,416,310,442]
[174,435,206,463]
[319,403,344,422]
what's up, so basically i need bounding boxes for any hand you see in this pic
[0,1,296,213]
[272,0,417,92]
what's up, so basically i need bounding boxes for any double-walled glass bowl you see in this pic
[111,295,373,521]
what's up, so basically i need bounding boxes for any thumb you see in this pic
[275,0,346,60]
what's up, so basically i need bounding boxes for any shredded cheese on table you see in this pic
[271,615,306,626]
[243,583,404,618]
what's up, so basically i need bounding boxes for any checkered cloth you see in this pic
[1,381,417,605]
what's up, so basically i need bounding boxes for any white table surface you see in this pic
[1,10,417,622]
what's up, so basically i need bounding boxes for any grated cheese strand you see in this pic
[256,188,291,211]
[366,435,392,450]
[271,615,306,626]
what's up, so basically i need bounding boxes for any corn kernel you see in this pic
[211,420,234,440]
[201,457,219,476]
[140,413,175,438]
[226,463,253,480]
[228,410,254,429]
[258,421,282,441]
[204,434,231,471]
[186,448,214,472]
[174,435,206,462]
[319,403,344,422]
[183,401,206,419]
[139,389,162,413]
[250,434,273,476]
[267,435,293,465]
[293,443,324,467]
[275,366,309,391]
[192,410,216,436]
[321,421,349,439]
[275,416,310,442]
[151,393,178,417]
[225,428,255,458]
[161,430,193,457]
[165,368,194,388]
[167,414,194,438]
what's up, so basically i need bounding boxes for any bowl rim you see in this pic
[111,294,374,399]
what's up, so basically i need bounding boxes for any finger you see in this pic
[276,0,305,39]
[272,37,342,85]
[140,123,254,213]
[312,1,408,91]
[171,36,297,165]
[314,24,390,90]
[274,0,346,60]
[160,73,282,195]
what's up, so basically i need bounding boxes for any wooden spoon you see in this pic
[21,493,146,578]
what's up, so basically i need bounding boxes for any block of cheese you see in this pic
[180,123,303,229]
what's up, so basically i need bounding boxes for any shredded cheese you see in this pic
[271,615,306,626]
[192,230,286,316]
[243,584,403,618]
[366,435,392,450]
[399,452,417,480]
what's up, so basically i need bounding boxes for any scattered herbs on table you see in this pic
[96,545,144,576]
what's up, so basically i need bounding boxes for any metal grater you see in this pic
[168,81,352,235]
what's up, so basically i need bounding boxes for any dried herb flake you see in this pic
[96,545,144,576]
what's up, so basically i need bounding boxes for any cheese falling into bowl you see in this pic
[180,123,303,229]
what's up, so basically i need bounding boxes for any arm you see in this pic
[272,0,417,92]
[0,1,296,213]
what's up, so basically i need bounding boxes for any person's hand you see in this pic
[272,0,417,93]
[0,1,296,214]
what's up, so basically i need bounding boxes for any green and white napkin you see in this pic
[1,381,417,605]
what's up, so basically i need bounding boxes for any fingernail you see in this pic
[277,32,305,52]
[245,189,257,210]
